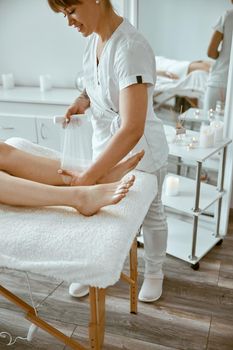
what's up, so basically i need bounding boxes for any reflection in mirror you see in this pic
[138,0,232,125]
[134,0,233,263]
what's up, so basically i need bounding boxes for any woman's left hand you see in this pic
[58,169,95,186]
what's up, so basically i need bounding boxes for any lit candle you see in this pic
[2,73,15,89]
[208,108,216,122]
[210,121,224,144]
[194,109,200,119]
[199,125,214,148]
[186,142,195,151]
[165,175,180,196]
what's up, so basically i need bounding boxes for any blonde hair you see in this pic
[47,0,112,13]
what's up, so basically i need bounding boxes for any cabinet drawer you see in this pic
[36,117,62,152]
[0,115,37,142]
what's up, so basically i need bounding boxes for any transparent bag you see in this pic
[58,115,93,182]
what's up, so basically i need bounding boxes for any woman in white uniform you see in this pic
[48,0,169,302]
[204,1,233,111]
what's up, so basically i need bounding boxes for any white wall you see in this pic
[0,0,231,85]
[0,0,124,88]
[138,0,231,61]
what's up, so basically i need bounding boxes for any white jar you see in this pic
[165,175,180,196]
[39,74,52,92]
[199,124,214,148]
[2,73,15,89]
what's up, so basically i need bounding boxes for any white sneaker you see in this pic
[69,283,89,297]
[138,277,163,303]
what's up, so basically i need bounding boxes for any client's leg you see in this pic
[0,142,142,186]
[0,142,63,185]
[0,171,134,216]
[187,60,212,74]
[69,150,145,184]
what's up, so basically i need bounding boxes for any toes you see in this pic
[116,188,128,195]
[130,150,145,163]
[139,150,145,158]
[112,193,126,204]
[116,183,129,192]
[123,174,135,184]
[129,174,136,182]
[124,175,135,186]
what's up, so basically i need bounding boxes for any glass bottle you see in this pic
[215,100,224,121]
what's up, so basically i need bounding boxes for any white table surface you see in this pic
[0,86,78,105]
[164,124,231,162]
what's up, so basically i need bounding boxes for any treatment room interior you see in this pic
[1,0,233,349]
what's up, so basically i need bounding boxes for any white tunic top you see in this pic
[83,19,168,173]
[207,9,233,88]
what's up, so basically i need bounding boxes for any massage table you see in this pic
[74,57,208,112]
[154,70,208,110]
[0,138,157,350]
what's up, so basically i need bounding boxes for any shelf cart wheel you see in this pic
[216,239,223,246]
[137,241,144,248]
[191,262,200,270]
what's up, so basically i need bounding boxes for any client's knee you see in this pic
[0,142,15,170]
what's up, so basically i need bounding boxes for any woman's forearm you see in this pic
[207,31,223,60]
[207,50,219,59]
[83,127,143,184]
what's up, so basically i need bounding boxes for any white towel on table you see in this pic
[0,139,157,288]
[155,70,208,94]
[155,56,190,79]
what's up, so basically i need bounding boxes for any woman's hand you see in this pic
[58,169,95,186]
[64,89,90,124]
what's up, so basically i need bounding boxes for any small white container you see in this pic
[210,120,224,144]
[39,74,52,92]
[215,100,224,115]
[199,125,214,148]
[2,73,15,89]
[165,175,180,196]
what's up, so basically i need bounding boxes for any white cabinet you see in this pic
[0,87,79,151]
[36,117,61,150]
[0,114,38,143]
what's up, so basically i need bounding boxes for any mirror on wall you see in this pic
[137,0,232,121]
[131,0,233,238]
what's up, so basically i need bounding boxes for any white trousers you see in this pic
[204,86,226,111]
[142,165,168,278]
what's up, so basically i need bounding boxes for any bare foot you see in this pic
[73,175,135,216]
[98,150,144,184]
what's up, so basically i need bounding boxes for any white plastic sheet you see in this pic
[53,115,93,183]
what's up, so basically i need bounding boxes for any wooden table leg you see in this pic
[130,237,138,314]
[0,285,86,350]
[89,287,106,350]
